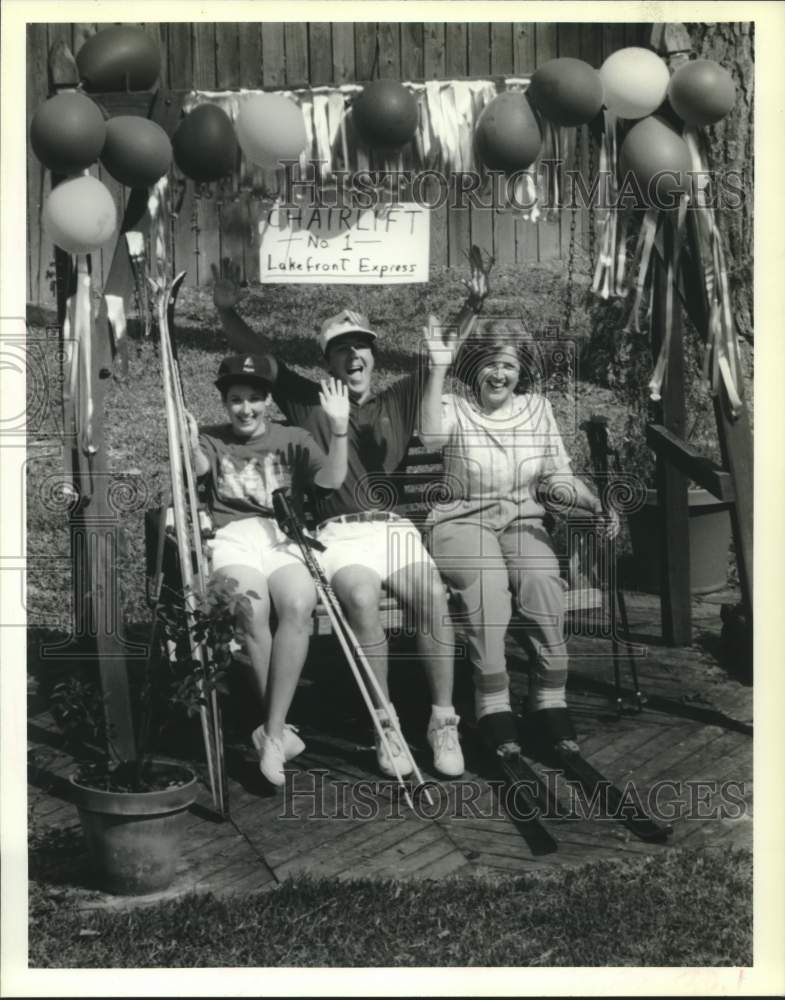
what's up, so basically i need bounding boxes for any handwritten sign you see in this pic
[258,202,430,284]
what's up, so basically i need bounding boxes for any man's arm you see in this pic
[418,314,458,449]
[213,264,279,382]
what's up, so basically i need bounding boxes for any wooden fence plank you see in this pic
[284,23,309,88]
[423,23,447,269]
[192,24,220,286]
[491,21,514,75]
[331,23,355,84]
[602,21,628,61]
[468,22,491,77]
[261,23,286,88]
[491,22,515,265]
[215,22,240,90]
[423,22,446,78]
[580,19,604,263]
[512,23,537,264]
[168,23,197,285]
[308,22,334,85]
[167,20,193,92]
[445,23,469,267]
[238,21,263,90]
[535,23,560,262]
[469,24,493,261]
[27,23,50,306]
[192,22,216,89]
[400,22,424,81]
[354,23,378,82]
[378,21,401,78]
[557,22,584,261]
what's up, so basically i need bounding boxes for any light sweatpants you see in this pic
[429,505,569,704]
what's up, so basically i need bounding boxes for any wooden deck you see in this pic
[27,591,752,909]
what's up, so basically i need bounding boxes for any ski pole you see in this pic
[272,489,432,809]
[152,275,223,815]
[584,416,645,713]
[161,273,229,813]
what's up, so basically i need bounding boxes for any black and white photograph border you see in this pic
[1,1,784,997]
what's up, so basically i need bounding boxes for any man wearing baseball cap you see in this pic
[212,258,489,780]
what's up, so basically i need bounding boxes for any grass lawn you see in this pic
[28,845,752,968]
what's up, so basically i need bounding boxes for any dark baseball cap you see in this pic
[214,354,272,394]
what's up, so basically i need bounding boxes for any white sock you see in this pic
[528,686,567,712]
[476,689,513,720]
[430,704,457,725]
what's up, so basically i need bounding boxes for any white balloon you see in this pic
[600,47,670,119]
[43,175,117,254]
[235,94,307,168]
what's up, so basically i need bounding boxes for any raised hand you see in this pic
[211,259,246,311]
[595,505,622,541]
[462,243,494,312]
[184,409,200,451]
[318,378,350,436]
[423,312,461,370]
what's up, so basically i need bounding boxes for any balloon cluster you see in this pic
[471,47,735,195]
[30,25,170,254]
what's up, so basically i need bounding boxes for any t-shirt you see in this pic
[429,390,573,524]
[198,422,327,529]
[273,363,420,521]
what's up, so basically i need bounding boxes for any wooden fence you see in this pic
[26,21,650,306]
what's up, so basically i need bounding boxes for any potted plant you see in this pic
[50,577,242,895]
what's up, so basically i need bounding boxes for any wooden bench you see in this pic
[145,433,607,637]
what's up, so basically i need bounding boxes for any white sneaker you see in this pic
[427,715,465,778]
[375,718,414,779]
[282,724,305,760]
[252,725,287,786]
[252,723,305,762]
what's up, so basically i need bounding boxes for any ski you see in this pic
[552,743,672,843]
[493,746,559,855]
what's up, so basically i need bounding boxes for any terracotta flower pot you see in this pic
[70,762,197,895]
[626,488,733,595]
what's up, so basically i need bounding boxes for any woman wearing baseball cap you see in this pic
[185,354,349,787]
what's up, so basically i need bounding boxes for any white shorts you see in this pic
[315,514,436,585]
[207,516,305,579]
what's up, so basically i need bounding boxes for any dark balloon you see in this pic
[30,92,107,174]
[172,104,238,183]
[76,25,160,92]
[474,92,542,172]
[668,59,736,127]
[100,116,172,188]
[619,116,692,206]
[527,57,604,127]
[352,80,419,149]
